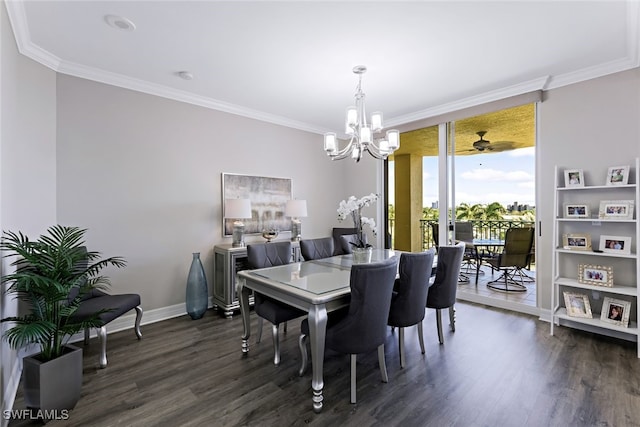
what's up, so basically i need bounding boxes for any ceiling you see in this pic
[5,1,639,140]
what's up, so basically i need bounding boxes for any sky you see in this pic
[389,146,535,208]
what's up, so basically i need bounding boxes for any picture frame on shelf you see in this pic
[562,233,592,250]
[605,165,630,186]
[598,200,635,220]
[564,169,585,187]
[599,235,632,255]
[600,297,631,327]
[563,292,593,318]
[578,264,613,287]
[564,203,590,218]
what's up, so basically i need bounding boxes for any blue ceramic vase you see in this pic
[186,252,208,319]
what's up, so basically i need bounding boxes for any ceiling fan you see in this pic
[471,131,516,152]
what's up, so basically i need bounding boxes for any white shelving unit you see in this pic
[550,159,640,358]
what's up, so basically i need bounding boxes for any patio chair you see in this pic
[485,227,535,292]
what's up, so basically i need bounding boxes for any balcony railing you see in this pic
[387,219,535,251]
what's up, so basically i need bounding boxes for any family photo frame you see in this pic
[598,200,635,220]
[562,233,592,250]
[564,203,590,218]
[563,292,592,318]
[578,264,613,287]
[564,169,585,187]
[599,235,632,255]
[600,297,631,327]
[605,165,630,186]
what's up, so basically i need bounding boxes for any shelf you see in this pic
[552,160,640,357]
[556,218,636,223]
[555,277,637,296]
[557,184,636,191]
[554,248,637,259]
[554,308,638,336]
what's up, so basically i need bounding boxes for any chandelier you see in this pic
[324,65,400,162]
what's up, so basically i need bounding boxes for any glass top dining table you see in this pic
[236,248,400,413]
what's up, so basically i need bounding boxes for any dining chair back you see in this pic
[426,242,465,344]
[387,250,436,368]
[339,233,367,254]
[247,241,305,366]
[298,256,398,403]
[332,227,357,255]
[300,237,335,261]
[486,227,535,292]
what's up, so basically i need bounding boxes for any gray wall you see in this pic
[0,2,57,418]
[537,68,640,311]
[55,74,371,315]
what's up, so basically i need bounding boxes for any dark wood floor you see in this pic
[9,301,640,427]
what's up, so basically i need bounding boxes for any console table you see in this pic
[213,242,300,318]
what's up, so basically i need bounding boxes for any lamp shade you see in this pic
[285,200,307,218]
[225,198,252,219]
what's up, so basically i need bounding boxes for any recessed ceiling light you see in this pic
[176,71,194,81]
[104,15,136,31]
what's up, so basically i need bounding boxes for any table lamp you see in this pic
[285,199,307,241]
[225,198,252,247]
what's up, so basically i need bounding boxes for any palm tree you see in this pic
[485,202,507,220]
[456,203,484,220]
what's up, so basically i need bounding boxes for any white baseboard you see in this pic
[68,301,192,343]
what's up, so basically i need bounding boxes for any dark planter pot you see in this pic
[23,344,83,412]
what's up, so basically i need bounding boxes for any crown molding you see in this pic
[386,76,550,128]
[6,0,639,135]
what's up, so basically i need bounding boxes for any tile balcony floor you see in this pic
[456,262,538,316]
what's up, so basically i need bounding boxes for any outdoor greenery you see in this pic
[388,202,535,221]
[0,225,126,361]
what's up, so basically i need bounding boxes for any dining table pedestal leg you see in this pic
[237,279,251,354]
[308,304,328,413]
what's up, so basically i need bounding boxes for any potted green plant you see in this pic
[1,225,125,415]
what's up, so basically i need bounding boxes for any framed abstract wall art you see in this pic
[222,173,292,236]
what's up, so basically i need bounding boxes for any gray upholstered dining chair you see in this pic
[339,233,367,254]
[387,250,435,368]
[331,227,358,255]
[298,256,398,403]
[246,241,306,366]
[426,242,465,344]
[300,237,334,261]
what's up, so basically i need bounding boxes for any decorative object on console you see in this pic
[564,203,590,218]
[600,296,631,327]
[578,264,613,287]
[261,229,279,242]
[337,193,378,251]
[599,235,632,255]
[186,252,208,320]
[286,199,308,241]
[323,65,399,162]
[605,165,630,186]
[563,292,593,318]
[222,173,292,236]
[598,200,635,220]
[562,233,592,250]
[564,168,585,187]
[225,198,252,247]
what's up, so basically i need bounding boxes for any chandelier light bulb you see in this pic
[324,65,400,162]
